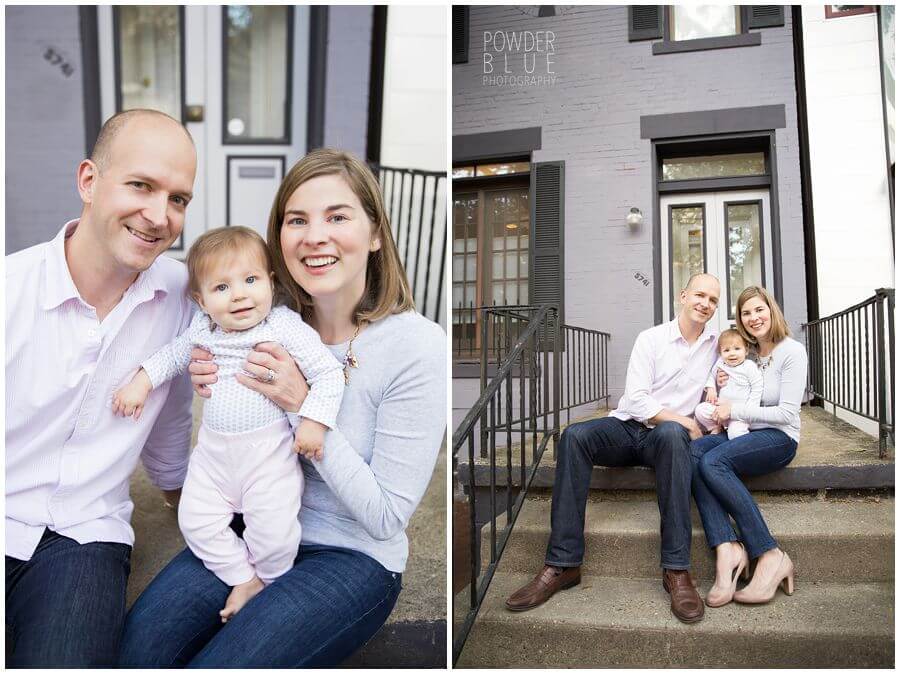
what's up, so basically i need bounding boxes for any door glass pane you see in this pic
[726,203,764,319]
[116,7,182,119]
[453,193,479,355]
[224,6,290,142]
[484,189,530,308]
[671,205,705,318]
[662,153,765,181]
[670,5,740,41]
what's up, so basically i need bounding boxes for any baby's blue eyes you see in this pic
[246,276,256,284]
[213,276,256,291]
[215,284,228,292]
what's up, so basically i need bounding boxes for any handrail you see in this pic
[451,304,611,664]
[802,288,894,457]
[452,304,560,665]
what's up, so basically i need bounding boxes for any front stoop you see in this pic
[459,406,895,491]
[456,496,894,668]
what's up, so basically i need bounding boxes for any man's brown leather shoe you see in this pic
[663,569,704,623]
[505,565,581,611]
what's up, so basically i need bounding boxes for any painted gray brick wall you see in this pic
[6,6,86,254]
[453,5,806,409]
[323,6,372,159]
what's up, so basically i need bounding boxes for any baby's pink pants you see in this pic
[178,418,303,586]
[694,401,750,440]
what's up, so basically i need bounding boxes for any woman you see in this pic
[691,285,807,607]
[119,150,447,667]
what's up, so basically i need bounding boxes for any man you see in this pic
[505,273,721,623]
[6,109,197,666]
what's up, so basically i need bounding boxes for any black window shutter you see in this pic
[748,6,784,28]
[530,161,565,347]
[628,6,663,41]
[452,6,469,64]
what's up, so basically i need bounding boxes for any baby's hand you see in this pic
[112,369,153,420]
[705,386,718,405]
[293,419,327,461]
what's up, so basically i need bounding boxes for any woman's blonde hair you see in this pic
[735,285,791,347]
[266,149,414,324]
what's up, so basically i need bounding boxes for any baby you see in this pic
[694,328,763,440]
[112,226,344,621]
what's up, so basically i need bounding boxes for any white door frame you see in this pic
[660,189,772,333]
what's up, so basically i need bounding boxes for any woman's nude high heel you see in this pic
[734,550,795,604]
[706,542,750,608]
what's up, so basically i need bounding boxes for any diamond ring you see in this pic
[266,368,276,383]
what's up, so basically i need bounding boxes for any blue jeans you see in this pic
[546,417,694,569]
[6,528,131,667]
[691,429,797,559]
[119,543,402,668]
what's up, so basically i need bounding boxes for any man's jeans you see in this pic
[5,528,131,667]
[545,417,694,570]
[691,429,797,559]
[119,543,401,668]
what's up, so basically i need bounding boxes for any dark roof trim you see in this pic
[640,105,786,140]
[453,126,542,163]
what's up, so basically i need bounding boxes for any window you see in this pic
[452,165,531,358]
[115,7,183,119]
[725,201,765,320]
[825,6,876,19]
[669,5,740,41]
[662,152,766,181]
[669,204,706,317]
[223,6,292,144]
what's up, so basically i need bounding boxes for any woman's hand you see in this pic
[714,399,732,423]
[715,368,729,389]
[188,347,217,398]
[236,342,309,413]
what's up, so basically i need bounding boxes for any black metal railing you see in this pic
[802,288,894,457]
[372,164,446,326]
[451,305,610,663]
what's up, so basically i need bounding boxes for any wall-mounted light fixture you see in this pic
[626,207,643,228]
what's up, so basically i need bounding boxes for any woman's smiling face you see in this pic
[279,173,382,306]
[740,294,772,342]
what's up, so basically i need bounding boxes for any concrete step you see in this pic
[482,495,894,582]
[458,406,895,490]
[457,572,894,667]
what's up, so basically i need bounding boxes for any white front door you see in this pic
[660,189,772,333]
[97,6,309,257]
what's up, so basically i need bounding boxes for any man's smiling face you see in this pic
[679,274,720,325]
[80,114,196,275]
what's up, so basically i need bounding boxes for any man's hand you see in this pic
[188,347,216,398]
[685,417,704,441]
[162,488,181,509]
[716,368,729,389]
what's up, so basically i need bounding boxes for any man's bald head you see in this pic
[90,109,194,172]
[683,272,720,293]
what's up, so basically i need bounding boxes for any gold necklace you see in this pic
[343,324,361,385]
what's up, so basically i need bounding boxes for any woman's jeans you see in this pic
[691,429,798,559]
[119,542,401,668]
[6,529,131,668]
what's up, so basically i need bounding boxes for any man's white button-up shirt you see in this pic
[609,317,719,426]
[6,220,194,561]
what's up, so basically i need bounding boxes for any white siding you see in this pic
[802,6,894,317]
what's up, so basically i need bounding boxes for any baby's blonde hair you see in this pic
[186,226,272,300]
[718,328,748,351]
